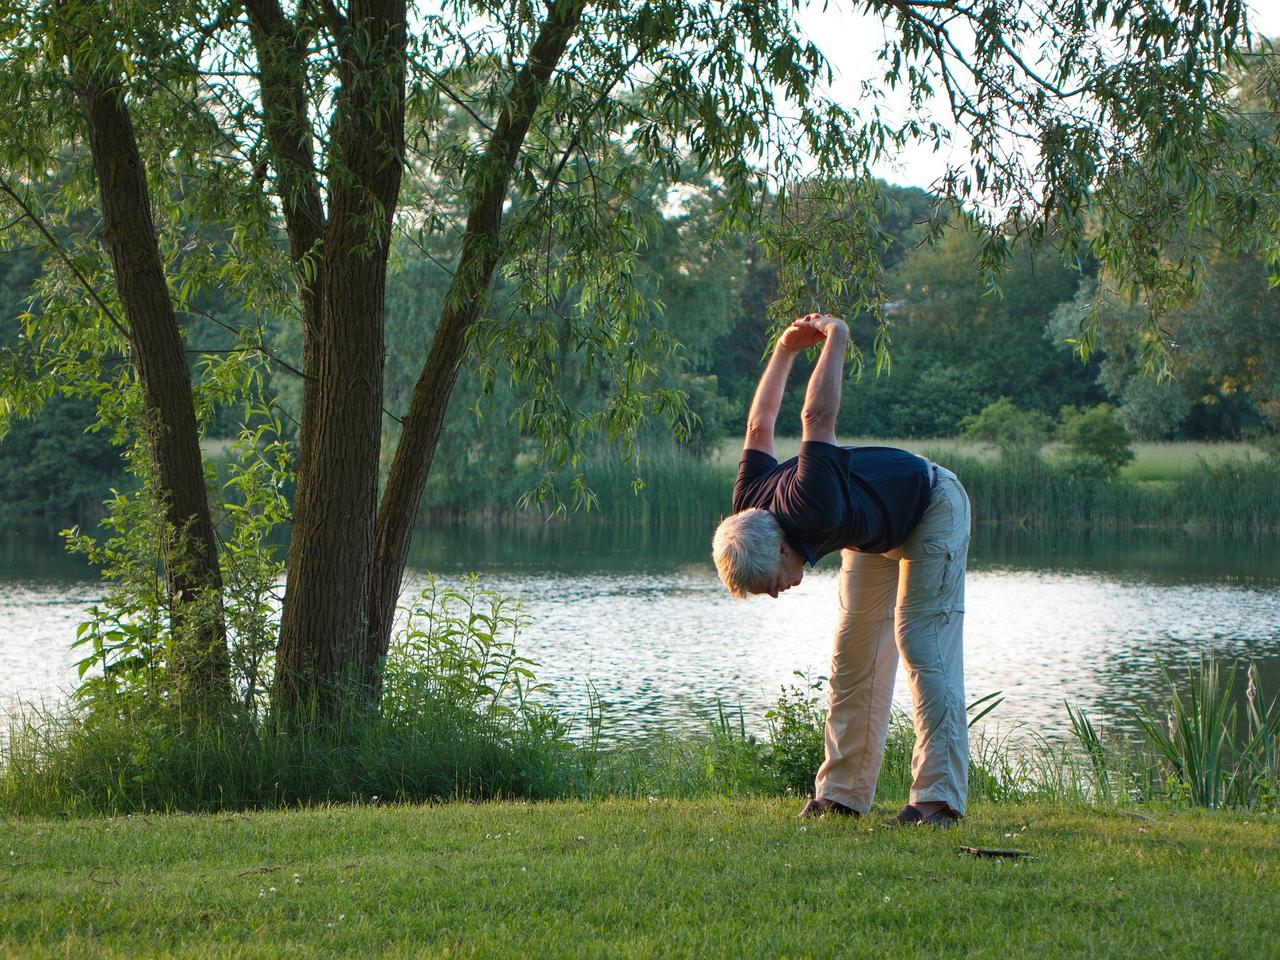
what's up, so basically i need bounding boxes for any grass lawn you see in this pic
[3,798,1277,958]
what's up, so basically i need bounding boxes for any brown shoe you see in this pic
[798,797,860,819]
[883,803,960,828]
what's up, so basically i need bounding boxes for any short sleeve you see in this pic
[796,441,845,487]
[732,448,778,512]
[787,441,846,531]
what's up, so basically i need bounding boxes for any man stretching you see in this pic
[711,313,971,827]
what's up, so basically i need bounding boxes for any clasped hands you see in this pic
[777,312,848,353]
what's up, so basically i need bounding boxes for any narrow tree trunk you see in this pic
[244,0,326,487]
[76,78,231,715]
[271,1,407,717]
[366,0,587,684]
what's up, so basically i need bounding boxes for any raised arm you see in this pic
[798,314,849,445]
[744,316,826,455]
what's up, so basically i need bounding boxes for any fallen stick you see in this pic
[957,846,1035,859]
[235,865,281,877]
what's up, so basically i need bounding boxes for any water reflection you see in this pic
[3,518,1279,746]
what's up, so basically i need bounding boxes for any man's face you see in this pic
[752,543,805,598]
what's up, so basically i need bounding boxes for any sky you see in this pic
[791,0,1280,193]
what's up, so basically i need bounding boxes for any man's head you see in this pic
[711,508,806,598]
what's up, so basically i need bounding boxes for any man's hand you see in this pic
[777,317,824,353]
[796,313,849,340]
[778,313,847,352]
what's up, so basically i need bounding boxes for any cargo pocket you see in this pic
[900,486,967,616]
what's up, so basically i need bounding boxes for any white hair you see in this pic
[711,508,783,598]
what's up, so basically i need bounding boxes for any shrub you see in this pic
[962,397,1053,460]
[1056,404,1134,481]
[764,673,827,794]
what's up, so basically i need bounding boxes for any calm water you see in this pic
[3,519,1280,743]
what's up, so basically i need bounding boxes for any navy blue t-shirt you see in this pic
[731,442,932,560]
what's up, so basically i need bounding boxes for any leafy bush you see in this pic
[63,408,292,718]
[383,575,565,742]
[962,397,1053,460]
[764,673,827,794]
[1056,404,1134,481]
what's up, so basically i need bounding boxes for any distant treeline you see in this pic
[3,179,1277,521]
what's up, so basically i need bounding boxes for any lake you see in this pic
[3,519,1280,745]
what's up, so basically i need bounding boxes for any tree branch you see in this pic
[0,176,132,343]
[369,0,589,671]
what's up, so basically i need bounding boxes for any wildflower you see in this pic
[1247,663,1260,708]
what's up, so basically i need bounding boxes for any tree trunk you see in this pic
[75,74,231,716]
[243,0,326,486]
[270,1,407,716]
[366,0,587,685]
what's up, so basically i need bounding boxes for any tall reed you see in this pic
[1066,655,1280,811]
[419,449,1277,532]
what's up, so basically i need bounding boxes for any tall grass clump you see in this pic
[1063,656,1280,811]
[0,578,584,815]
[1134,655,1280,809]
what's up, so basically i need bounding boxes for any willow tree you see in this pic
[0,0,1269,718]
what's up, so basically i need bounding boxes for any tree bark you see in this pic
[73,68,231,715]
[366,0,587,684]
[266,1,408,715]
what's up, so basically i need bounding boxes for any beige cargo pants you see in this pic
[813,465,971,815]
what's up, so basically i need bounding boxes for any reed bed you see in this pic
[433,448,1278,532]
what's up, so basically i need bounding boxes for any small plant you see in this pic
[1134,655,1236,809]
[764,673,827,794]
[383,574,563,740]
[1240,662,1280,807]
[1065,701,1112,803]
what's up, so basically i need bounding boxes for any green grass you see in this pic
[1120,441,1262,480]
[2,798,1276,958]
